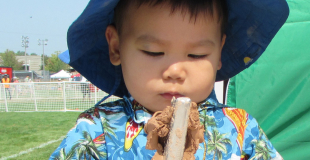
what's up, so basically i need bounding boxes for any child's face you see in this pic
[107,4,225,112]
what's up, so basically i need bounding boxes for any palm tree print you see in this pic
[250,127,273,160]
[73,131,107,160]
[207,129,232,160]
[199,110,216,129]
[101,117,117,140]
[200,109,217,159]
[54,148,75,160]
[258,126,272,148]
[250,139,272,160]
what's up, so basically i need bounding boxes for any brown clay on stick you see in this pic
[145,97,204,160]
[145,105,174,155]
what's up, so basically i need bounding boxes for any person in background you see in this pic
[22,75,32,95]
[2,74,11,99]
[13,77,19,83]
[12,77,20,96]
[58,79,62,90]
[57,78,64,97]
[24,76,30,82]
[81,76,91,101]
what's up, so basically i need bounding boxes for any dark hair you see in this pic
[114,0,228,35]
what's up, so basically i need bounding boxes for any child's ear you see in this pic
[217,58,222,70]
[106,25,121,66]
[217,59,222,70]
[218,34,226,70]
[221,34,226,49]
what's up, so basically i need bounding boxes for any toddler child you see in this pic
[50,0,289,159]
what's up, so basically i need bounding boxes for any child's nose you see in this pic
[162,63,186,81]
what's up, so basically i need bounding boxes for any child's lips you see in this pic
[160,92,184,100]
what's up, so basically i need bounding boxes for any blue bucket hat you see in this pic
[59,0,289,101]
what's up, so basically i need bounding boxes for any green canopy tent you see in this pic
[226,0,310,159]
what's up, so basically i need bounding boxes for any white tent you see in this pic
[50,70,70,79]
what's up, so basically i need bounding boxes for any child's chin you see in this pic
[147,105,168,113]
[144,100,174,112]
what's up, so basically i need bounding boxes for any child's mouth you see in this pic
[160,92,184,100]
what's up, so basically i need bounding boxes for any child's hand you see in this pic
[145,102,204,160]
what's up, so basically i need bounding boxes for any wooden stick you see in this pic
[164,97,191,160]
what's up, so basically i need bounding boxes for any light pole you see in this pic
[38,39,48,79]
[21,36,29,71]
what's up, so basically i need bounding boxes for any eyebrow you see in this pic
[135,34,215,48]
[188,39,215,48]
[135,35,167,46]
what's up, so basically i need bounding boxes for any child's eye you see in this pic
[188,54,207,59]
[142,50,164,57]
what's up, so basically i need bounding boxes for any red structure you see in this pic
[0,66,13,81]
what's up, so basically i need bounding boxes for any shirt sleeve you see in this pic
[49,114,107,160]
[242,115,283,160]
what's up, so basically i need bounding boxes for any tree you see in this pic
[0,49,23,70]
[16,50,28,56]
[30,53,37,56]
[45,51,69,73]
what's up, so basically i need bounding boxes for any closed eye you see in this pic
[188,54,207,59]
[141,50,164,57]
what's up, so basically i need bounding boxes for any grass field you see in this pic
[0,112,81,160]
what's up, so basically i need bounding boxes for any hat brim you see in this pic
[60,0,289,98]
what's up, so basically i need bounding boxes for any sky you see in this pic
[0,0,90,56]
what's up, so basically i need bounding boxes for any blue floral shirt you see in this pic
[50,92,282,160]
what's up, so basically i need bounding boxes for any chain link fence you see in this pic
[0,82,120,112]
